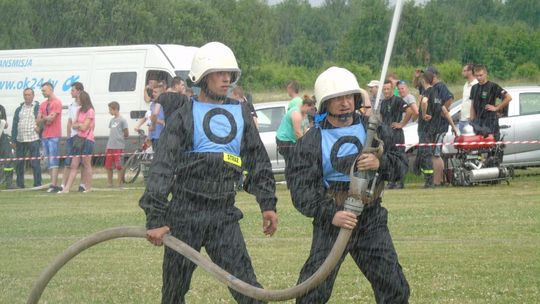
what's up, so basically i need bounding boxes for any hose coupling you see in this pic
[344,196,364,216]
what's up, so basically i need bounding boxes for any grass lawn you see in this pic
[1,169,539,303]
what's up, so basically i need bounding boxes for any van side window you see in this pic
[109,72,137,92]
[519,93,540,116]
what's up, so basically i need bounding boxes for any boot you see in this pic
[423,174,434,188]
[4,170,16,189]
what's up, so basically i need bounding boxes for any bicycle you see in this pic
[122,129,154,184]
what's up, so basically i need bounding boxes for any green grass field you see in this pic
[1,170,539,303]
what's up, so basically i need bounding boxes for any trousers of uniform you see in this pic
[417,132,434,176]
[393,128,407,183]
[296,200,409,304]
[15,140,42,188]
[276,138,295,182]
[161,200,265,304]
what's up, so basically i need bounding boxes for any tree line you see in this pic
[0,0,538,90]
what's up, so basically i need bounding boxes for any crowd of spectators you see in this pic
[275,63,510,190]
[0,63,510,191]
[0,81,122,192]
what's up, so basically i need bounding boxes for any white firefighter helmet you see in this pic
[314,66,362,113]
[189,42,241,85]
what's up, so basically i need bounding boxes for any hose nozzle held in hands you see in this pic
[348,115,384,206]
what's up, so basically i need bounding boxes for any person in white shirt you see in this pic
[459,64,478,133]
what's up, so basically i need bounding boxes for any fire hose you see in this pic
[27,1,404,302]
[27,218,356,303]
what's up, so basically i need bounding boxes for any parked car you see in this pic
[403,86,540,167]
[254,101,288,174]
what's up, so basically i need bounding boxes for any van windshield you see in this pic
[175,70,189,81]
[175,70,200,96]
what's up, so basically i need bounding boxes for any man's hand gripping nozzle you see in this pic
[345,114,384,216]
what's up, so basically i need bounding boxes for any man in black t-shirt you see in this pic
[425,66,454,186]
[380,80,412,189]
[152,77,189,124]
[469,64,512,140]
[417,72,444,188]
[426,67,454,142]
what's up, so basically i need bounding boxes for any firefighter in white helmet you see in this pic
[287,66,410,303]
[140,42,278,304]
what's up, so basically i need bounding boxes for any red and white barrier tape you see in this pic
[0,151,153,162]
[396,140,540,147]
[2,140,539,162]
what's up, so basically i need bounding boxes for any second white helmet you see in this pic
[189,42,241,85]
[314,66,362,113]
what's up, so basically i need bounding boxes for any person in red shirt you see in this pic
[36,82,63,193]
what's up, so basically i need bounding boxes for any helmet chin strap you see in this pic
[328,111,354,121]
[200,80,227,101]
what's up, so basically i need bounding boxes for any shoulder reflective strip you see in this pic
[223,152,242,167]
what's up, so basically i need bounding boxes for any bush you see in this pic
[513,62,540,80]
[434,60,463,84]
[388,65,416,83]
[245,62,317,92]
[338,62,375,88]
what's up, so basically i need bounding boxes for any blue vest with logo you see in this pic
[192,100,244,156]
[321,123,366,187]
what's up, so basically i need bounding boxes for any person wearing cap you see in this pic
[287,67,409,303]
[367,80,380,99]
[367,80,379,98]
[139,41,278,304]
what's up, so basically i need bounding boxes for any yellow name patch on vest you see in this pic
[223,152,242,167]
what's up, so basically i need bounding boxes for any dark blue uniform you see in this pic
[287,113,409,304]
[139,97,277,304]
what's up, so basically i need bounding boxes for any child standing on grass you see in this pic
[105,102,129,187]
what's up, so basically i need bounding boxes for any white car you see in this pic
[254,101,288,174]
[403,86,540,167]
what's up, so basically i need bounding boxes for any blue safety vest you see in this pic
[321,123,366,187]
[192,100,244,157]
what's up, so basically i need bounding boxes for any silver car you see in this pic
[254,101,288,174]
[403,86,540,167]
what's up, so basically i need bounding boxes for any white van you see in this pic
[0,44,198,154]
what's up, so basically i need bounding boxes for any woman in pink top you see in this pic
[60,91,95,193]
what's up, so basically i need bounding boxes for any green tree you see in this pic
[336,0,390,67]
[0,0,38,48]
[505,0,540,28]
